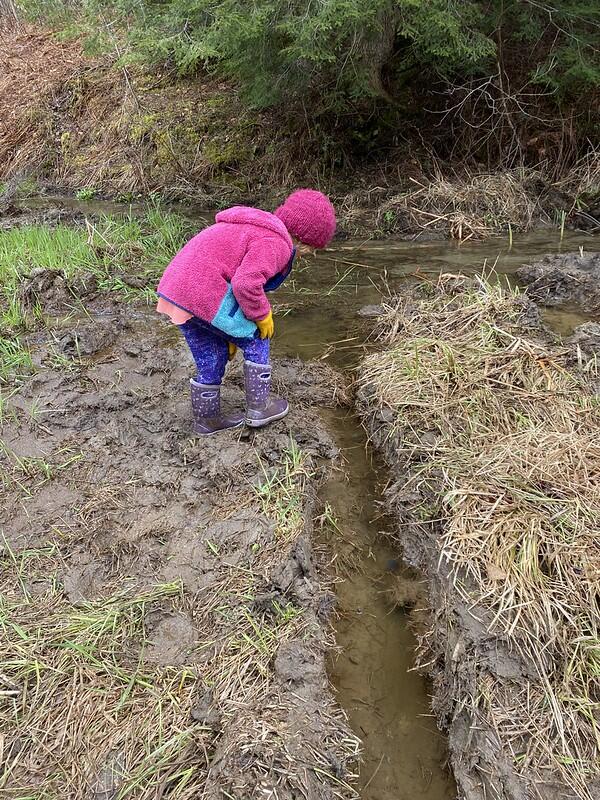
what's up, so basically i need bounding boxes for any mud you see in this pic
[8,213,600,798]
[517,251,600,312]
[0,290,359,798]
[0,203,88,230]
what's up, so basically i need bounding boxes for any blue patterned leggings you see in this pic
[179,317,270,385]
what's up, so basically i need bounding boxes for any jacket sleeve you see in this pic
[231,236,290,321]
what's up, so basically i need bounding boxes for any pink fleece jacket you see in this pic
[157,207,293,327]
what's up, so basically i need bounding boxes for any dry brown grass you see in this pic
[360,277,599,798]
[0,25,315,202]
[380,170,543,239]
[0,440,360,798]
[0,27,92,178]
[555,147,600,220]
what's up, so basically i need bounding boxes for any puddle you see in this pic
[541,305,592,336]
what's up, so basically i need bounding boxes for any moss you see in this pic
[216,173,249,192]
[204,94,230,111]
[129,113,159,145]
[203,134,253,168]
[60,131,72,156]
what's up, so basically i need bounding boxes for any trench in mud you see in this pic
[9,198,600,798]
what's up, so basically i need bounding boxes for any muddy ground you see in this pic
[0,274,360,798]
[517,251,600,312]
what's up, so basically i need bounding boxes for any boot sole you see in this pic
[245,407,290,428]
[194,420,245,436]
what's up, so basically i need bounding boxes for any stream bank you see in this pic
[356,279,600,800]
[3,24,599,241]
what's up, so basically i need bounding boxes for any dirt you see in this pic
[0,279,359,798]
[356,292,595,800]
[517,251,600,312]
[0,203,88,230]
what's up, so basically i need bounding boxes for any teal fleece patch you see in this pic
[211,285,258,339]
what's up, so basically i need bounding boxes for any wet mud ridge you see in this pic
[517,250,600,312]
[357,278,600,800]
[0,281,359,798]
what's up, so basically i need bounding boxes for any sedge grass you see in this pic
[0,206,192,381]
[360,276,600,798]
[380,170,543,240]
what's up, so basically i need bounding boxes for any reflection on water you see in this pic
[276,230,600,359]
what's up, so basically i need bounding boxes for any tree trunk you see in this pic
[0,0,20,30]
[356,4,400,101]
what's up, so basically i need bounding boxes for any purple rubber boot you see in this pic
[244,361,289,428]
[190,379,244,436]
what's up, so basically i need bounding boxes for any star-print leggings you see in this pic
[179,316,270,385]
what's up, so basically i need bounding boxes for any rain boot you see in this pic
[244,361,289,428]
[190,379,244,436]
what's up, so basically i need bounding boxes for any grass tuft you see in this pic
[380,170,543,240]
[0,206,192,381]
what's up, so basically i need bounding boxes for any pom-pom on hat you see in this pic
[274,189,336,249]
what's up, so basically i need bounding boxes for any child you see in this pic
[157,189,336,435]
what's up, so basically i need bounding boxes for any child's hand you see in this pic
[227,342,237,360]
[257,311,274,339]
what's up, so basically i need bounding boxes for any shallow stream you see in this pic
[274,229,600,799]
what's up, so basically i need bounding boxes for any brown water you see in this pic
[276,230,599,360]
[274,230,599,800]
[319,413,454,799]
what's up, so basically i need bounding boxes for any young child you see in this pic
[157,189,336,435]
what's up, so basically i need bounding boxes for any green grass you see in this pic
[0,337,33,381]
[75,187,98,200]
[255,439,307,540]
[0,205,193,381]
[0,207,191,309]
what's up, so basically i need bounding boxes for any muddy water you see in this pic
[319,413,454,799]
[273,229,600,799]
[275,230,600,359]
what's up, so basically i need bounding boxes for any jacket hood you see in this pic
[215,206,293,246]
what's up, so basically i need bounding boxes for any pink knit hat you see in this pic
[274,189,336,249]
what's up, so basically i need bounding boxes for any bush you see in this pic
[15,0,600,164]
[63,0,596,109]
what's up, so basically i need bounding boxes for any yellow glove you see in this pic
[227,342,237,361]
[256,311,274,339]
